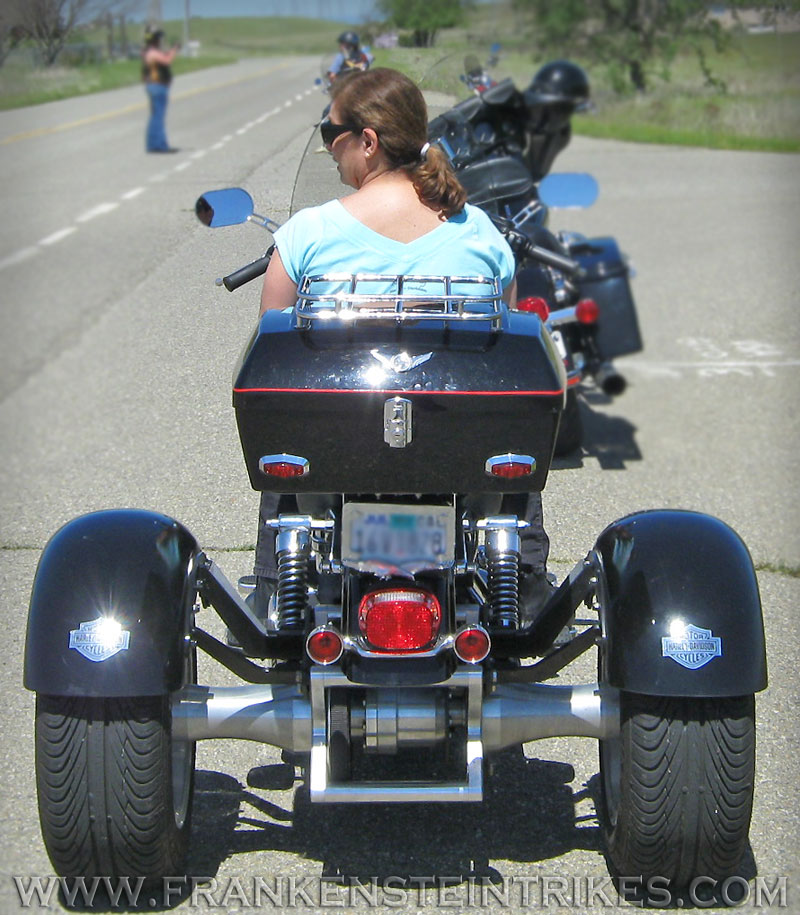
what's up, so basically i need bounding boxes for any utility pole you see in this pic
[147,0,162,26]
[183,0,190,47]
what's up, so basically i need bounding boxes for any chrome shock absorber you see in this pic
[272,515,312,629]
[268,514,338,629]
[479,516,528,629]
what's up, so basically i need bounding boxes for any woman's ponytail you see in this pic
[408,145,467,219]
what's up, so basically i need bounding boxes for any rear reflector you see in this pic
[485,453,536,479]
[576,298,600,324]
[358,588,441,652]
[517,296,550,321]
[306,627,344,665]
[454,626,491,663]
[259,453,309,478]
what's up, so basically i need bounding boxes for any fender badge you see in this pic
[370,349,433,373]
[69,618,131,662]
[661,624,722,670]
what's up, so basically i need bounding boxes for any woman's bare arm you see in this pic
[260,248,298,315]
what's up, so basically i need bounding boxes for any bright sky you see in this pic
[159,0,380,24]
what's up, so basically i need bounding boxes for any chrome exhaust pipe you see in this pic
[172,684,312,752]
[482,682,619,751]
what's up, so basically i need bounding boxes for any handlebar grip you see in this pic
[221,246,274,292]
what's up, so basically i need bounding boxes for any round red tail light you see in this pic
[575,298,600,324]
[358,589,441,652]
[454,626,491,663]
[306,627,344,665]
[517,296,550,321]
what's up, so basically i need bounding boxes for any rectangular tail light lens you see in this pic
[358,588,441,652]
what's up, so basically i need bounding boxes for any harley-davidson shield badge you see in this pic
[661,624,722,670]
[69,618,131,662]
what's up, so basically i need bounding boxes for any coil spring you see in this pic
[487,551,520,628]
[276,549,308,628]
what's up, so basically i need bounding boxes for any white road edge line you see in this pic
[39,227,77,246]
[121,187,146,200]
[0,247,39,270]
[76,202,119,222]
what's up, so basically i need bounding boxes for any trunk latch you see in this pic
[384,397,412,448]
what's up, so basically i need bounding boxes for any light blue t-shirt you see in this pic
[272,200,516,298]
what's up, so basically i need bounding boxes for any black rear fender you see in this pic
[596,510,767,697]
[24,510,200,697]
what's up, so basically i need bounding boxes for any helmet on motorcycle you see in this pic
[524,60,590,111]
[338,30,360,50]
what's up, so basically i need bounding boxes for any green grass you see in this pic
[1,10,799,153]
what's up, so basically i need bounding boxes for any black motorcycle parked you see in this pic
[24,125,765,897]
[428,60,642,454]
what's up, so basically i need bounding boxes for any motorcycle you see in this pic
[427,59,642,453]
[461,43,501,95]
[24,120,766,897]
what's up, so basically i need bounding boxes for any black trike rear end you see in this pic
[25,270,765,895]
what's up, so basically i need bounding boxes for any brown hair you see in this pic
[330,68,467,219]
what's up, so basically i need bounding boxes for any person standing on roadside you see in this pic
[142,28,179,153]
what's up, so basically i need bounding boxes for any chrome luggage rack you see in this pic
[293,273,504,327]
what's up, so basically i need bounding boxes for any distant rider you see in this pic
[327,31,373,83]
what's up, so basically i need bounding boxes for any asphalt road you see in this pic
[0,58,798,913]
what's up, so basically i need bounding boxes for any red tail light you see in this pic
[485,453,536,479]
[358,588,441,652]
[306,627,344,664]
[454,626,491,663]
[259,454,309,478]
[517,296,550,321]
[576,298,600,324]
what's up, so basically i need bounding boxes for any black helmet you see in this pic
[338,30,360,49]
[524,60,590,110]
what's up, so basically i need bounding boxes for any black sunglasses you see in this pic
[320,117,361,148]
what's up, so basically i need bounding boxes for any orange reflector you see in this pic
[517,296,550,321]
[306,627,344,665]
[358,588,441,652]
[454,626,491,663]
[576,298,600,324]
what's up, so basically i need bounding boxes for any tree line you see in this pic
[0,0,143,68]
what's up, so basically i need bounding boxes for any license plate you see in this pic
[341,503,455,573]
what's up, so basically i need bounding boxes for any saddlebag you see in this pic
[570,236,642,360]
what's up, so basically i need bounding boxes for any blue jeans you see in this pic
[145,82,170,151]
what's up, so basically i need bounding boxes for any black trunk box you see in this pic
[233,311,565,495]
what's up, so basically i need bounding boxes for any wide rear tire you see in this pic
[35,690,195,881]
[599,692,756,890]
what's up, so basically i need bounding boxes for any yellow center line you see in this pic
[0,61,293,146]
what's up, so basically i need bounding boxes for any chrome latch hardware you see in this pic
[383,397,412,448]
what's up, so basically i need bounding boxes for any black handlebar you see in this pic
[517,238,580,277]
[220,245,274,291]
